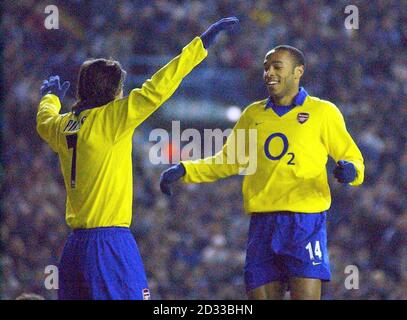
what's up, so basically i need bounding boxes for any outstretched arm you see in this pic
[160,108,253,195]
[101,17,240,142]
[36,76,71,152]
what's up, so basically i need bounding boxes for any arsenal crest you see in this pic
[142,288,151,300]
[297,112,309,124]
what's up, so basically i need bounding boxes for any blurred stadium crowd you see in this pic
[1,0,406,299]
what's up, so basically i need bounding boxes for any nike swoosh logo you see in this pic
[255,122,264,126]
[312,262,322,266]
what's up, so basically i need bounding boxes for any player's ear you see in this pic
[294,65,304,80]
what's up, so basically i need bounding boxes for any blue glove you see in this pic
[333,160,357,184]
[40,75,70,101]
[159,163,186,196]
[200,16,239,49]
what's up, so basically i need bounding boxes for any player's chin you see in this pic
[267,85,283,97]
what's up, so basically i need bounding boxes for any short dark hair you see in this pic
[72,58,126,114]
[271,45,305,68]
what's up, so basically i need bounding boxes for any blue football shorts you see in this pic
[58,227,150,300]
[244,211,331,292]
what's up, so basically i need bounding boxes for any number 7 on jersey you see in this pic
[66,134,78,188]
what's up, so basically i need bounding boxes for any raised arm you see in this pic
[37,76,71,152]
[100,17,240,142]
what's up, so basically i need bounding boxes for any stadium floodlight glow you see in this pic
[226,106,242,122]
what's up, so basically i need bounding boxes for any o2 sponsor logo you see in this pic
[263,132,295,165]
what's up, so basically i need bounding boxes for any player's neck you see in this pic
[271,87,299,106]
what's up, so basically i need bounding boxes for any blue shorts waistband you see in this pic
[251,211,327,216]
[72,226,131,237]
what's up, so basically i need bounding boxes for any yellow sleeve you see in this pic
[36,94,64,152]
[321,103,365,186]
[98,37,208,142]
[181,108,252,183]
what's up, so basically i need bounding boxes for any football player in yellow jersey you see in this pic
[160,45,365,299]
[37,17,239,300]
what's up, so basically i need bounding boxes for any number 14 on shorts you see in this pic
[305,241,322,262]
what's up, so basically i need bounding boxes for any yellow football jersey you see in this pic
[37,37,208,229]
[181,90,364,214]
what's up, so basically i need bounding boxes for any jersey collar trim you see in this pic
[265,86,308,112]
